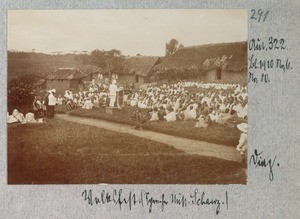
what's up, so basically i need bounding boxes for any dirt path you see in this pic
[56,114,242,163]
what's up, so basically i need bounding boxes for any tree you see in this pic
[90,49,125,80]
[165,39,181,56]
[74,54,91,65]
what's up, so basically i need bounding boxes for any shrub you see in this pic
[7,79,34,113]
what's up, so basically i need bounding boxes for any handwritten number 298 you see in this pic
[250,9,269,22]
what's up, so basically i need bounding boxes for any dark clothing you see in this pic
[44,93,50,118]
[224,114,239,128]
[132,110,146,130]
[48,105,55,119]
[158,109,166,121]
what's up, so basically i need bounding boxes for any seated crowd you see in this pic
[129,81,247,129]
[7,80,248,159]
[7,80,247,130]
[61,80,247,129]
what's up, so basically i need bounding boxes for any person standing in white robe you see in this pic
[48,89,57,119]
[109,79,118,107]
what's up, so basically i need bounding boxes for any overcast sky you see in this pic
[8,10,247,56]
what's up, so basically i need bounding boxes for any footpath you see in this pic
[56,114,242,163]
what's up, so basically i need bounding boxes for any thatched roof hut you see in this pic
[149,41,247,83]
[45,68,86,80]
[45,68,86,94]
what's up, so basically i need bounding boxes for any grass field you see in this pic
[8,119,246,184]
[69,106,241,146]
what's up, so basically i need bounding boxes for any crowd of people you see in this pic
[7,88,57,124]
[58,80,248,128]
[7,79,248,160]
[61,79,248,159]
[129,81,247,125]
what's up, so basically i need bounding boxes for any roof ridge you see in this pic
[179,41,247,50]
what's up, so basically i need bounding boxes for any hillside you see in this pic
[7,52,94,83]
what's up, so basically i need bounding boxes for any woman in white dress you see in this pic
[7,109,24,123]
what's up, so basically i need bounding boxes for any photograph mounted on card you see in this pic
[7,9,248,184]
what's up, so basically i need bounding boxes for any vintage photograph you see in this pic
[7,9,248,184]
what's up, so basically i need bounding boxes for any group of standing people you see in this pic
[7,88,58,124]
[33,88,57,119]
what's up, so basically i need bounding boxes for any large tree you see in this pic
[165,39,183,56]
[90,49,125,80]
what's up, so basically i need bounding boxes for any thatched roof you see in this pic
[92,56,159,76]
[122,56,159,76]
[35,79,46,86]
[154,41,247,72]
[45,68,86,80]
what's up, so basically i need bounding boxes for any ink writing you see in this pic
[249,149,280,181]
[82,189,229,215]
[248,10,294,83]
[250,9,269,22]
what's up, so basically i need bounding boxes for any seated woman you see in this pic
[93,96,99,108]
[157,106,166,121]
[7,109,24,124]
[184,105,197,120]
[33,96,43,115]
[237,102,248,119]
[149,107,159,121]
[223,109,239,128]
[73,98,78,109]
[209,105,221,122]
[22,112,37,124]
[216,108,231,124]
[82,97,94,109]
[164,108,177,122]
[195,109,211,128]
[130,97,137,107]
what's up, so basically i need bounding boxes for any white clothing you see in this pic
[109,95,116,107]
[57,98,63,105]
[109,84,118,95]
[164,111,176,122]
[150,111,159,121]
[109,83,118,107]
[236,133,248,155]
[7,115,18,123]
[22,113,37,124]
[82,99,94,109]
[8,109,24,123]
[48,93,57,106]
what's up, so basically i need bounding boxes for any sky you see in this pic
[8,10,247,56]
